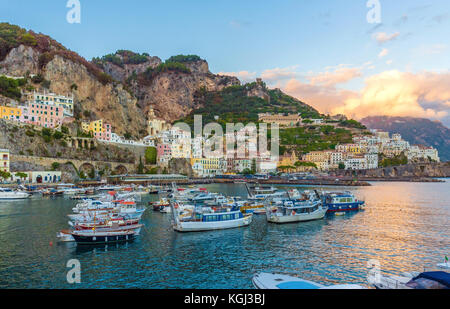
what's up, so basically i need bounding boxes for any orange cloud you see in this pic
[333,70,450,120]
[373,32,400,43]
[308,67,362,87]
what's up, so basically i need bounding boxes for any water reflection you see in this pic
[0,180,448,288]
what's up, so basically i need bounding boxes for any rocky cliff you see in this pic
[95,52,240,121]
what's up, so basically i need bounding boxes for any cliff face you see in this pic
[97,54,240,122]
[0,45,147,137]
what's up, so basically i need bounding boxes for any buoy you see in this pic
[49,241,53,246]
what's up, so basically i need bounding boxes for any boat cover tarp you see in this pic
[413,272,450,288]
[276,281,321,289]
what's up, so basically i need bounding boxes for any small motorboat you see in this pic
[0,188,31,200]
[252,273,365,289]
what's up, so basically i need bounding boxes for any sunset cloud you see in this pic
[373,32,400,43]
[261,67,298,83]
[333,70,450,120]
[378,48,389,58]
[308,67,362,87]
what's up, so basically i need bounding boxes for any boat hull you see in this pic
[173,216,252,232]
[72,233,136,245]
[267,208,327,224]
[325,201,364,213]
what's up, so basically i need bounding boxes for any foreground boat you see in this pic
[373,271,450,289]
[252,273,364,289]
[170,202,252,232]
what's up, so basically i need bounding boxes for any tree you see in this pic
[51,162,61,171]
[0,171,11,182]
[15,172,28,182]
[137,157,145,174]
[338,162,346,170]
[145,147,157,165]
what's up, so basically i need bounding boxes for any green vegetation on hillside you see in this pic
[280,126,353,155]
[92,50,150,68]
[0,75,26,100]
[166,55,202,63]
[177,82,320,128]
[379,153,408,167]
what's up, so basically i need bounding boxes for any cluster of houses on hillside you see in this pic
[299,130,440,171]
[0,85,441,178]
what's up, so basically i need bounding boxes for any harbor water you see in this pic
[0,180,448,288]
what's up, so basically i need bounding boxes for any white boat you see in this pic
[373,271,450,289]
[252,273,365,289]
[170,202,252,232]
[0,188,30,200]
[266,198,327,224]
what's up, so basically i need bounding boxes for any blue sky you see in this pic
[1,0,449,124]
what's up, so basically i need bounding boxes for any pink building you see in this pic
[95,123,112,141]
[157,144,172,158]
[23,102,64,128]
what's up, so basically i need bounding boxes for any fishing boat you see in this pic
[57,223,142,242]
[149,197,170,211]
[266,191,327,224]
[42,189,64,197]
[170,202,252,232]
[239,201,266,215]
[321,191,365,213]
[0,187,30,200]
[252,273,365,289]
[71,229,136,245]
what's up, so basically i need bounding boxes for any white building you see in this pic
[407,145,440,162]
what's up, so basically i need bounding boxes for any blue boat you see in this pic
[322,192,365,213]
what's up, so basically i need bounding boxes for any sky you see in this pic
[1,0,449,125]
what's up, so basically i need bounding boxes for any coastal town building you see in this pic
[0,105,21,121]
[0,149,10,173]
[407,145,440,163]
[191,158,226,177]
[25,91,74,117]
[147,108,171,136]
[258,113,302,127]
[82,119,112,141]
[25,101,65,128]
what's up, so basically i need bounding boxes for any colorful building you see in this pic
[25,101,65,128]
[25,91,74,117]
[82,120,111,141]
[0,149,9,173]
[0,105,21,121]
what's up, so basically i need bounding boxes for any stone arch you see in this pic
[114,165,128,175]
[79,162,95,178]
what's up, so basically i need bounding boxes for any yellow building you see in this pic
[0,105,21,121]
[336,144,362,154]
[190,158,225,177]
[258,113,302,127]
[0,149,10,173]
[148,108,171,136]
[277,152,298,168]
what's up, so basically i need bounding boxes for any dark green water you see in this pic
[0,181,448,288]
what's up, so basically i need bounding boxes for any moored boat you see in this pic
[321,191,365,213]
[71,229,136,245]
[170,202,252,232]
[0,187,30,200]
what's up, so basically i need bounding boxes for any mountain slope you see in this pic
[361,116,450,161]
[0,23,146,138]
[93,52,240,122]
